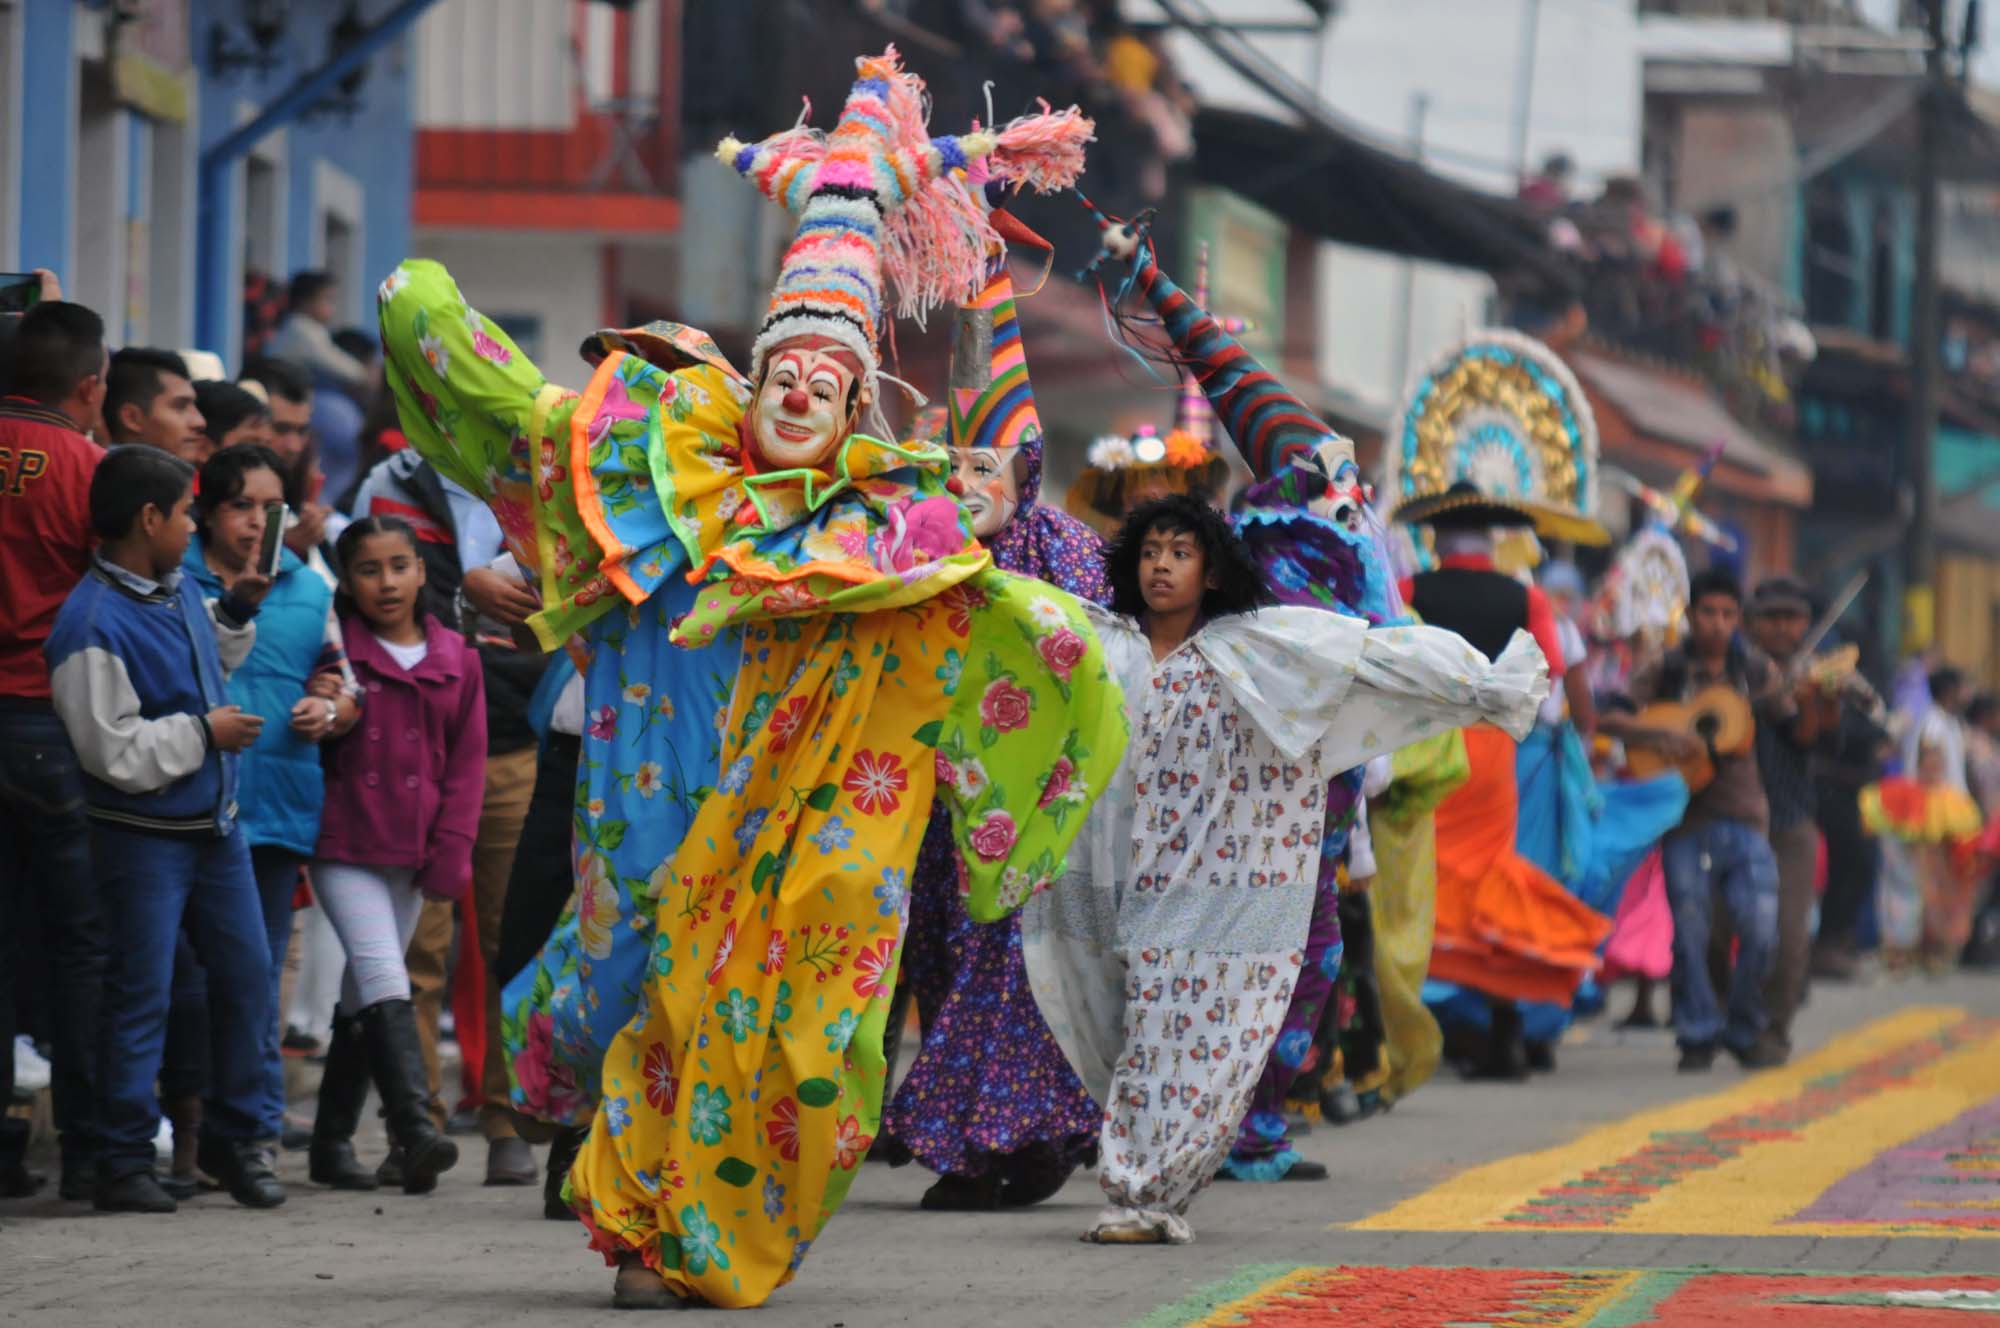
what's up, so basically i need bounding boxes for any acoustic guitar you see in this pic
[1623,684,1755,795]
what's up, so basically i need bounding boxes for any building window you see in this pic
[1868,201,1896,343]
[312,160,365,327]
[1803,181,1854,329]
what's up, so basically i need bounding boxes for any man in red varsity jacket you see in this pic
[0,298,109,1200]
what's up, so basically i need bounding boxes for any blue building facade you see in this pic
[3,0,418,367]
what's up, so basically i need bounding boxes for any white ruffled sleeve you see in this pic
[1201,608,1549,768]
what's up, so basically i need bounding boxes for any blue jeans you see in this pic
[0,703,104,1166]
[251,846,302,1136]
[159,849,297,1136]
[93,822,271,1178]
[1662,819,1779,1052]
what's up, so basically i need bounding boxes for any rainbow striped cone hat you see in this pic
[719,46,1093,409]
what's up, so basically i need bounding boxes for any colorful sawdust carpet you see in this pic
[1136,1266,2000,1328]
[1357,1005,2000,1239]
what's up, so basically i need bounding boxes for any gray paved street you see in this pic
[6,973,2000,1326]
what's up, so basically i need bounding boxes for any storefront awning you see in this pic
[1565,346,1813,508]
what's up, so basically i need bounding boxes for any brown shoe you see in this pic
[485,1135,538,1186]
[612,1255,689,1310]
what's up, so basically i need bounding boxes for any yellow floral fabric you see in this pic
[377,258,1127,1308]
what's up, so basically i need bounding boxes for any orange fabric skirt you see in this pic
[1428,725,1612,1006]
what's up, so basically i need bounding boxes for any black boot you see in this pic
[544,1125,585,1221]
[998,1141,1076,1209]
[195,1136,286,1208]
[308,1013,378,1191]
[0,1118,44,1198]
[1468,1002,1529,1081]
[357,999,458,1195]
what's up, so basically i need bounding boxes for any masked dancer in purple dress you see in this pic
[883,208,1110,1210]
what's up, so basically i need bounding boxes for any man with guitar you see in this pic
[1601,569,1791,1072]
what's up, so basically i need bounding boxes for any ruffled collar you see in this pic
[731,424,951,538]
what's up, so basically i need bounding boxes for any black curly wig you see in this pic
[1106,493,1274,620]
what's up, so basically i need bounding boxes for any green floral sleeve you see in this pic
[1374,728,1469,827]
[378,259,676,646]
[931,569,1128,923]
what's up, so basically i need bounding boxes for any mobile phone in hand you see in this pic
[0,273,40,314]
[258,501,288,577]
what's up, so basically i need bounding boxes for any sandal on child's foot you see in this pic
[1084,1205,1194,1245]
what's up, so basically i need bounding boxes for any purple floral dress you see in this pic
[884,420,1110,1182]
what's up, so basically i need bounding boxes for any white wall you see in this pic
[1131,0,1642,420]
[416,0,577,130]
[1316,244,1495,424]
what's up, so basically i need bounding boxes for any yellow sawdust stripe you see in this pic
[1640,1023,2000,1236]
[1350,1006,1970,1233]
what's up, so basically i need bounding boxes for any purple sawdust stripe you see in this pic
[1501,1016,1998,1228]
[1787,1093,2000,1229]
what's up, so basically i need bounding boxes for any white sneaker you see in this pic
[11,1036,50,1097]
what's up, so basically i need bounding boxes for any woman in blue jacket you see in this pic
[183,445,360,1148]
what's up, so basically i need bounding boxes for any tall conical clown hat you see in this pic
[1084,199,1352,485]
[1066,239,1234,534]
[719,48,1092,411]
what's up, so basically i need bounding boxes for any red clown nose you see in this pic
[783,387,810,415]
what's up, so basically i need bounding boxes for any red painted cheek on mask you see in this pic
[783,388,809,415]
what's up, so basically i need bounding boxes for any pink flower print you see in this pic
[835,524,871,560]
[587,705,617,742]
[878,496,966,573]
[967,809,1018,863]
[514,1011,586,1122]
[467,310,513,365]
[1036,627,1087,683]
[1037,756,1075,809]
[933,751,956,786]
[979,678,1032,733]
[586,375,651,450]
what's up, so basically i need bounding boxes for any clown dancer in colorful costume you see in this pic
[883,207,1109,1212]
[1013,210,1550,1242]
[378,51,1126,1309]
[1081,221,1410,1179]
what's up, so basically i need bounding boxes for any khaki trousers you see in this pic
[1763,820,1820,1048]
[405,745,538,1137]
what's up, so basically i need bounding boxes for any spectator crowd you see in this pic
[0,268,564,1213]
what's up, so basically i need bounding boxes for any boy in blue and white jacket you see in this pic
[44,445,286,1214]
